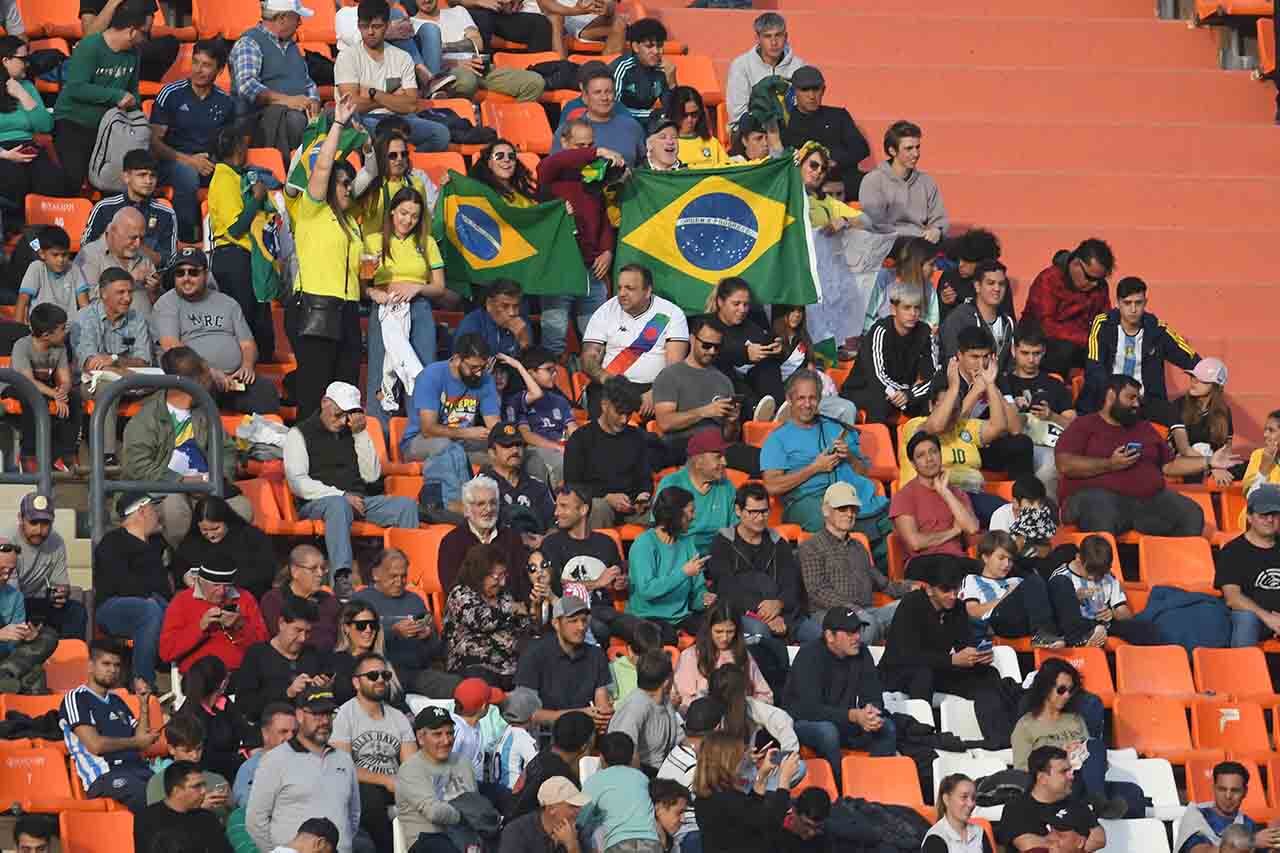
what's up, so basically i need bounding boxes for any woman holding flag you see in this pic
[470,139,538,206]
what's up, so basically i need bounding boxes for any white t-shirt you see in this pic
[332,699,415,776]
[333,41,417,114]
[1050,563,1126,620]
[410,7,479,45]
[582,294,689,385]
[989,502,1015,532]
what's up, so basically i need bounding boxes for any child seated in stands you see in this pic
[503,345,579,488]
[450,677,502,778]
[989,476,1058,559]
[962,530,1064,649]
[14,226,84,325]
[144,713,232,821]
[5,304,81,471]
[1048,535,1162,647]
[608,620,664,706]
[490,687,541,791]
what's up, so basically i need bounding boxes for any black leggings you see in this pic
[286,298,361,420]
[465,8,553,51]
[0,143,73,204]
[212,244,276,361]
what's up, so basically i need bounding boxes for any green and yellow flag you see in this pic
[432,171,587,298]
[615,157,819,314]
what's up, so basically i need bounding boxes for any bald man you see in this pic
[72,208,162,319]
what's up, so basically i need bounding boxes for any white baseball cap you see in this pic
[1189,357,1228,387]
[538,776,590,807]
[262,0,315,17]
[324,381,362,413]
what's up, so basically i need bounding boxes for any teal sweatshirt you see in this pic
[0,80,52,143]
[626,529,706,625]
[579,764,660,848]
[654,468,738,554]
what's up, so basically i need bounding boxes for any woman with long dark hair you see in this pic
[469,139,537,205]
[708,664,798,762]
[863,236,940,334]
[180,655,251,781]
[667,85,726,168]
[172,496,277,600]
[672,601,772,706]
[0,36,70,203]
[627,487,711,645]
[705,277,785,417]
[1172,357,1242,485]
[353,126,438,237]
[443,543,539,690]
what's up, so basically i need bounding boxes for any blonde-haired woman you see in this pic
[922,773,992,852]
[692,730,799,853]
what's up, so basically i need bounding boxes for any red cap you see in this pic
[453,677,506,714]
[686,428,729,457]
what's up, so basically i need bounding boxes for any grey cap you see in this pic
[790,65,824,89]
[500,687,543,724]
[1249,484,1280,515]
[552,594,590,619]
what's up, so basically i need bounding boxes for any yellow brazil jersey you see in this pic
[365,232,444,287]
[293,193,363,301]
[678,135,729,169]
[808,193,864,229]
[208,163,253,252]
[354,172,432,236]
[898,415,986,492]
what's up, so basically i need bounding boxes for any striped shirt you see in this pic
[492,725,537,790]
[59,685,142,790]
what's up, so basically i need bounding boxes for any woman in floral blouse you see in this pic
[443,543,544,690]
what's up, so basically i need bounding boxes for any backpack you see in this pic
[826,797,930,850]
[88,107,151,193]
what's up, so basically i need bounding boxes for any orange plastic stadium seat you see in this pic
[0,748,105,813]
[855,423,899,484]
[297,0,337,43]
[1051,529,1122,575]
[790,758,838,800]
[1186,757,1275,821]
[1034,647,1116,708]
[17,0,82,39]
[1267,755,1280,808]
[239,478,314,536]
[668,54,723,105]
[1114,644,1196,703]
[743,420,780,447]
[1260,18,1276,75]
[1192,647,1278,703]
[886,531,906,581]
[1113,695,1223,765]
[365,417,419,476]
[246,148,288,181]
[1190,699,1273,764]
[410,151,468,187]
[384,525,454,627]
[44,639,89,692]
[25,196,93,252]
[480,102,553,155]
[60,810,134,853]
[841,755,925,806]
[384,475,424,499]
[1137,535,1217,593]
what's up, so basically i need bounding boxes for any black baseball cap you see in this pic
[684,697,725,735]
[790,66,825,89]
[413,705,454,731]
[822,608,869,633]
[488,422,524,447]
[295,686,337,713]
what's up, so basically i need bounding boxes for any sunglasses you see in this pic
[0,544,21,554]
[386,151,406,161]
[490,150,516,161]
[1055,684,1076,696]
[1072,257,1107,284]
[682,109,701,118]
[356,669,395,682]
[694,337,721,351]
[528,558,552,573]
[346,619,379,632]
[174,267,202,278]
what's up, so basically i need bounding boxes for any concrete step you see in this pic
[763,0,1162,17]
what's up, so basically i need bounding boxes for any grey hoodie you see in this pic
[726,44,807,125]
[858,160,949,238]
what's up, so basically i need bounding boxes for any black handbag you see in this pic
[293,291,345,340]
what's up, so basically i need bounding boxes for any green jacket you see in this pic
[122,390,238,486]
[0,80,52,143]
[226,807,257,853]
[52,32,139,128]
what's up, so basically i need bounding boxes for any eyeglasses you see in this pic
[830,505,857,514]
[490,151,516,162]
[6,54,28,63]
[1054,684,1076,696]
[296,562,326,575]
[356,669,395,682]
[346,619,379,632]
[741,506,769,517]
[386,151,406,161]
[174,267,202,278]
[694,337,721,351]
[0,544,21,554]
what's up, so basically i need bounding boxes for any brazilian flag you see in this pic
[432,171,587,298]
[615,157,819,314]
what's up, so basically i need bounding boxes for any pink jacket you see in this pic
[672,646,773,708]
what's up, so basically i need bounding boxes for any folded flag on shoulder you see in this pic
[615,156,820,315]
[432,171,587,298]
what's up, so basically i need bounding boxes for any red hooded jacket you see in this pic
[1021,262,1112,349]
[537,146,616,267]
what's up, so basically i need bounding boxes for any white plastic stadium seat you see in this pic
[931,751,1008,821]
[991,645,1021,682]
[883,693,934,727]
[393,817,407,853]
[938,697,1013,765]
[1105,758,1182,822]
[1098,818,1170,853]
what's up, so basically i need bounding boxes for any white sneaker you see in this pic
[753,395,776,422]
[427,73,456,97]
[774,400,791,423]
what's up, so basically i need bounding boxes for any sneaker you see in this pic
[774,400,791,423]
[103,453,119,468]
[753,395,776,422]
[333,569,355,603]
[52,459,70,474]
[1031,631,1066,649]
[1088,793,1129,820]
[428,73,456,97]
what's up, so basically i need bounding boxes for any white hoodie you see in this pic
[726,44,807,126]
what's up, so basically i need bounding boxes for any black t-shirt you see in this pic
[1214,535,1280,611]
[996,793,1096,845]
[999,372,1073,414]
[92,528,170,607]
[134,803,232,853]
[541,530,623,606]
[1170,394,1234,449]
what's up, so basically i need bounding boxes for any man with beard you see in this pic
[247,685,361,853]
[1055,374,1238,537]
[332,652,416,853]
[5,492,87,640]
[437,474,531,600]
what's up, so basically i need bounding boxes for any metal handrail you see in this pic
[0,369,53,499]
[89,374,226,544]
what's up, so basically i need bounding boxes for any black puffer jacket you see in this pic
[706,526,807,625]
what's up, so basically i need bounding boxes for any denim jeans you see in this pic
[156,156,210,243]
[1231,609,1271,647]
[390,16,443,74]
[541,273,609,356]
[357,112,450,152]
[297,494,420,571]
[794,716,897,790]
[811,602,898,646]
[987,572,1058,639]
[95,595,165,684]
[366,296,438,426]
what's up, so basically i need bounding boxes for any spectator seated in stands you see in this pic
[5,305,82,473]
[782,607,894,792]
[359,548,458,698]
[665,86,726,169]
[1170,357,1240,486]
[937,227,1010,323]
[493,688,541,792]
[229,0,321,168]
[797,481,905,644]
[448,676,502,781]
[861,236,939,335]
[11,816,56,853]
[50,2,145,190]
[922,775,988,853]
[580,732,661,847]
[840,281,939,425]
[172,496,277,602]
[939,261,1015,371]
[150,39,236,245]
[1048,534,1162,647]
[505,776,595,851]
[1176,761,1280,853]
[517,593,612,724]
[691,731,800,853]
[121,346,252,549]
[331,600,404,708]
[656,428,739,553]
[0,535,56,693]
[1020,238,1115,379]
[332,650,417,853]
[999,327,1077,501]
[1217,484,1280,647]
[780,65,870,194]
[394,705,478,851]
[83,149,177,270]
[232,702,297,808]
[443,543,540,690]
[889,432,980,579]
[152,248,281,414]
[92,492,170,691]
[509,710,596,819]
[707,278,785,417]
[439,474,532,598]
[628,487,713,645]
[454,0,553,51]
[656,698,720,848]
[1240,410,1280,505]
[579,263,689,419]
[158,556,269,676]
[762,369,889,538]
[997,746,1105,852]
[143,713,234,815]
[1055,374,1237,537]
[552,62,645,167]
[858,120,948,243]
[654,314,760,475]
[83,0,178,82]
[0,37,71,202]
[246,686,361,853]
[135,760,232,853]
[725,12,806,128]
[477,421,556,543]
[728,113,784,164]
[60,641,159,813]
[407,0,545,102]
[73,208,161,320]
[707,482,812,646]
[1011,659,1134,821]
[174,656,252,784]
[284,381,420,591]
[15,227,82,326]
[472,140,540,208]
[261,545,340,651]
[1079,275,1200,424]
[336,0,449,153]
[609,18,675,124]
[502,347,578,489]
[672,601,775,708]
[642,113,683,172]
[963,531,1063,649]
[267,819,341,853]
[607,650,681,775]
[563,376,653,529]
[233,597,331,726]
[5,493,87,641]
